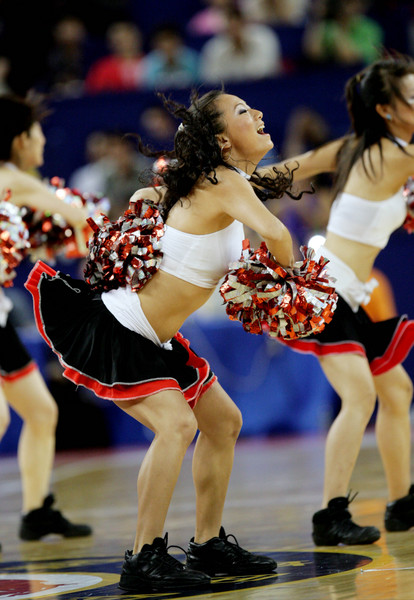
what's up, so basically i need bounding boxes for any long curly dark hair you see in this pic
[333,54,414,198]
[138,89,302,217]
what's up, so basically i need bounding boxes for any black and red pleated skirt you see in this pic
[280,295,414,375]
[25,261,216,406]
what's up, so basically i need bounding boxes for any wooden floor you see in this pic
[2,430,414,600]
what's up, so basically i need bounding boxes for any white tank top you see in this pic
[326,188,407,249]
[159,219,245,288]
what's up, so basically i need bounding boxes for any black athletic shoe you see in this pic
[19,494,92,541]
[186,526,277,576]
[385,485,414,531]
[312,495,380,546]
[119,534,210,593]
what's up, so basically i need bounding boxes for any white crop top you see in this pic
[326,188,407,249]
[159,219,245,288]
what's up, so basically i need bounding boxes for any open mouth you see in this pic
[257,125,267,135]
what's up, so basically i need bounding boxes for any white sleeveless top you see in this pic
[101,218,245,345]
[326,188,407,249]
[159,219,245,288]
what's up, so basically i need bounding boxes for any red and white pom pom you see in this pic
[403,176,414,233]
[220,241,338,340]
[0,190,30,286]
[84,197,165,292]
[21,177,111,260]
[48,176,111,221]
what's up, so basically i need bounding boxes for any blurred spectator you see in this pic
[68,130,114,196]
[303,0,384,66]
[200,6,282,83]
[84,22,145,94]
[56,0,133,37]
[187,0,234,37]
[240,0,310,26]
[103,133,152,219]
[139,104,176,148]
[44,16,88,98]
[143,24,199,90]
[0,56,12,95]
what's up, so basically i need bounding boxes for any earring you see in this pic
[386,114,392,121]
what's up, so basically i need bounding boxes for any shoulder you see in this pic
[130,186,165,204]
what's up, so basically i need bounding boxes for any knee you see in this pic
[161,412,198,447]
[342,386,377,423]
[380,373,413,414]
[202,404,243,442]
[27,397,58,433]
[225,405,243,440]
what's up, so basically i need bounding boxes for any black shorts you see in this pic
[0,318,36,380]
[280,295,414,375]
[25,261,216,406]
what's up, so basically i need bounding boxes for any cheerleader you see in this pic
[24,89,310,593]
[260,54,414,545]
[0,95,91,544]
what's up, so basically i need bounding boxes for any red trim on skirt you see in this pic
[281,319,414,375]
[25,260,217,406]
[370,319,414,375]
[1,360,37,382]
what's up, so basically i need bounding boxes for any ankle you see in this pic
[193,528,220,545]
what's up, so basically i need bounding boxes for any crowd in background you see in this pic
[1,0,414,452]
[0,0,412,258]
[0,0,413,98]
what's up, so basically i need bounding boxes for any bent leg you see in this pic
[114,390,198,553]
[192,381,242,543]
[319,353,377,506]
[375,365,413,501]
[4,369,58,513]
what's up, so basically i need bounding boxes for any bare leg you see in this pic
[4,369,58,513]
[0,386,10,439]
[114,390,198,553]
[192,381,242,543]
[375,365,413,501]
[318,354,377,506]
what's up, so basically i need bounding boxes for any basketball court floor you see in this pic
[1,431,414,600]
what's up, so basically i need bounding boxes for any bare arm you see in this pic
[1,169,87,228]
[257,138,345,182]
[216,170,294,267]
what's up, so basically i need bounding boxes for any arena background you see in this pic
[1,0,414,453]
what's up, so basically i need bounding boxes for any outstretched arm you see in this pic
[257,138,345,182]
[1,169,87,228]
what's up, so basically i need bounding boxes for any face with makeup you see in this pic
[214,93,273,172]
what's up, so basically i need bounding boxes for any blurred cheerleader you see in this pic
[24,89,307,593]
[0,95,91,544]
[261,54,414,545]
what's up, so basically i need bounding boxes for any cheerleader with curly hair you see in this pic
[25,89,306,592]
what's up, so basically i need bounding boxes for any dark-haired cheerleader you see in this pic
[25,89,330,593]
[261,54,414,546]
[0,94,92,546]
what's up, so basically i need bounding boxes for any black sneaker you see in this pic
[312,495,380,545]
[119,534,210,593]
[385,485,414,531]
[186,527,277,576]
[19,494,92,541]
